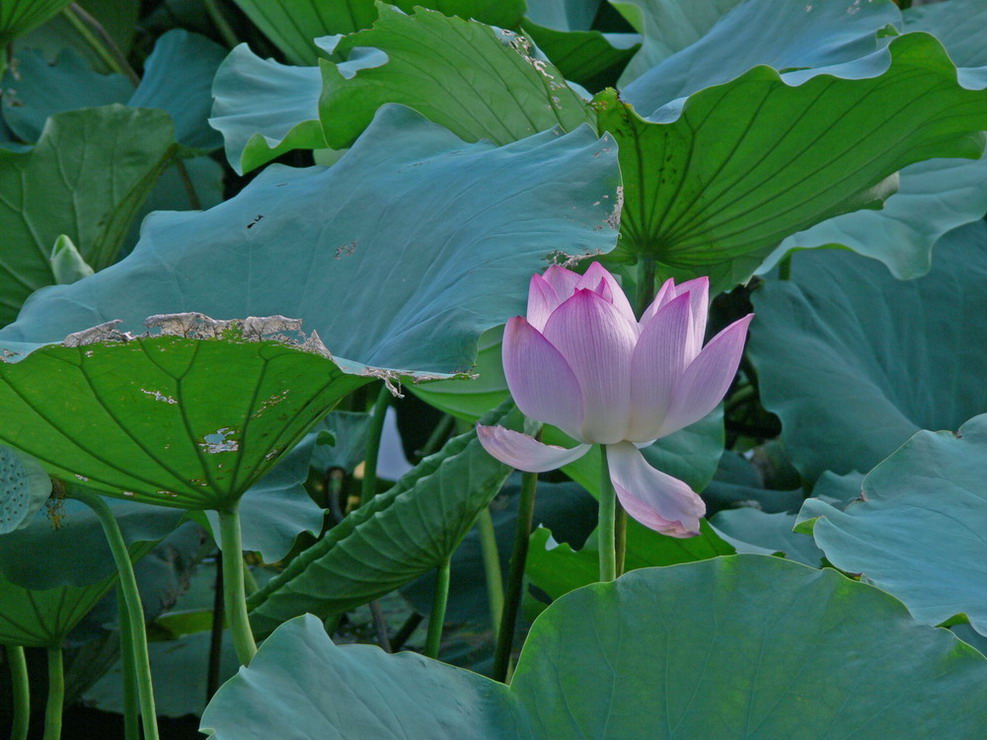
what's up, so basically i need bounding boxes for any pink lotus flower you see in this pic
[478,263,753,538]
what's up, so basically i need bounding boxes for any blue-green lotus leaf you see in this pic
[621,0,900,116]
[209,43,327,175]
[749,221,987,481]
[202,556,987,738]
[799,413,987,636]
[0,105,620,374]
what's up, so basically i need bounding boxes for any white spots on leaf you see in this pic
[253,389,290,418]
[141,389,177,405]
[75,474,89,482]
[200,428,239,454]
[122,491,136,498]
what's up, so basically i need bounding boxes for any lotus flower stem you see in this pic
[598,446,618,582]
[117,590,140,740]
[218,503,258,665]
[361,384,392,505]
[73,490,159,740]
[206,552,226,702]
[417,414,455,461]
[43,648,64,740]
[7,644,29,740]
[614,506,627,577]
[424,557,452,659]
[493,458,540,682]
[477,506,505,635]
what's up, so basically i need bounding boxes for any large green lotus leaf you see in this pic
[798,414,987,636]
[0,497,184,646]
[621,0,899,115]
[521,0,640,89]
[129,29,227,152]
[0,106,620,374]
[246,402,522,637]
[231,0,377,65]
[200,614,529,739]
[904,0,987,69]
[2,30,224,150]
[0,324,369,510]
[390,0,526,29]
[0,48,131,142]
[319,5,596,149]
[771,148,987,280]
[0,444,50,533]
[610,0,742,86]
[232,0,525,66]
[510,556,987,737]
[0,0,73,47]
[209,43,327,175]
[0,106,176,327]
[594,33,987,283]
[0,573,118,647]
[203,556,987,738]
[748,221,987,481]
[526,518,734,601]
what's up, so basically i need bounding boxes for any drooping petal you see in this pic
[576,262,636,328]
[477,425,591,472]
[526,274,561,331]
[658,313,754,437]
[503,317,584,438]
[542,289,637,444]
[606,442,705,537]
[626,292,692,442]
[541,264,580,301]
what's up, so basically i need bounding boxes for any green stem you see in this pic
[477,506,504,635]
[43,648,63,740]
[636,256,657,316]
[7,644,30,740]
[117,590,140,740]
[206,552,225,703]
[241,557,259,597]
[424,558,451,659]
[493,461,540,683]
[63,4,139,83]
[598,446,617,582]
[174,159,202,211]
[203,0,240,48]
[73,491,159,740]
[361,384,391,506]
[417,414,455,461]
[614,505,627,577]
[218,503,257,665]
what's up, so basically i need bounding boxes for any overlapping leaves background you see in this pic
[1,0,986,736]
